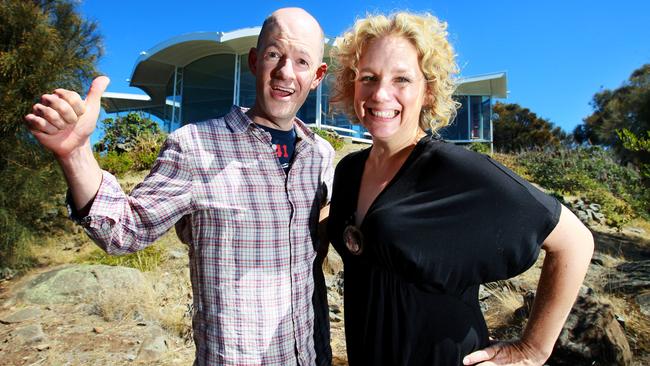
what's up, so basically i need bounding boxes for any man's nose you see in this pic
[273,58,296,80]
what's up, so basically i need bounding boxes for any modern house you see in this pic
[103,27,507,145]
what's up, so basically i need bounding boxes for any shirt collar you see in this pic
[225,105,317,145]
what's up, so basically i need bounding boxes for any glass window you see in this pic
[182,54,236,123]
[470,96,484,139]
[441,95,468,140]
[481,96,491,141]
[239,54,256,109]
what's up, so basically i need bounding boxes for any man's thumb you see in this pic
[85,76,110,108]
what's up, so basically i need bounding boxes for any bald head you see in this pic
[257,7,325,61]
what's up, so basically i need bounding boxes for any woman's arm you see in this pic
[463,205,594,365]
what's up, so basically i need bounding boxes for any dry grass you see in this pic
[483,281,525,331]
[92,286,157,323]
[28,231,96,267]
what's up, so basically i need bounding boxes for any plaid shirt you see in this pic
[78,106,335,365]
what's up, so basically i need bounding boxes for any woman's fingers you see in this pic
[463,344,500,365]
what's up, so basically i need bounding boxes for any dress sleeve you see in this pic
[79,132,194,254]
[462,152,561,283]
[386,143,562,289]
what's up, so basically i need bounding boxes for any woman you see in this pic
[326,12,594,366]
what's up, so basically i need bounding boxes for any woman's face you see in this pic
[354,35,427,144]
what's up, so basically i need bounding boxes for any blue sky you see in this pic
[80,0,650,134]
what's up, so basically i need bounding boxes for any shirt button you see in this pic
[101,222,110,231]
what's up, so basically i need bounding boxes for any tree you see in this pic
[492,102,567,152]
[0,0,102,267]
[574,64,650,168]
[95,112,163,154]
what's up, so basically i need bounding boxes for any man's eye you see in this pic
[267,51,280,59]
[298,59,309,67]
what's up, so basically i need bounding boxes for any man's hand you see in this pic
[24,76,110,158]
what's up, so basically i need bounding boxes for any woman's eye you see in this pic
[359,75,376,82]
[395,76,411,84]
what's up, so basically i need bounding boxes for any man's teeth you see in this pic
[370,109,398,118]
[273,86,294,94]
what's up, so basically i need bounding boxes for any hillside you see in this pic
[1,143,648,365]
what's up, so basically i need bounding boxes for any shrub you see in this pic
[467,142,491,155]
[96,151,133,177]
[311,128,345,151]
[77,245,164,272]
[0,137,67,268]
[129,132,166,171]
[515,147,646,224]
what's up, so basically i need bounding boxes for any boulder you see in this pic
[636,291,650,317]
[0,307,41,324]
[549,287,632,366]
[136,326,168,362]
[607,260,650,294]
[16,264,153,305]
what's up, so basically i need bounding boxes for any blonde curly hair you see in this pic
[329,12,459,132]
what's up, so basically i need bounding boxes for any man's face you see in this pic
[248,19,326,128]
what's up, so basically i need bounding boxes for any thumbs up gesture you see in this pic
[24,76,110,158]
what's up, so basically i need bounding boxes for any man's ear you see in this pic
[248,48,258,76]
[310,63,328,90]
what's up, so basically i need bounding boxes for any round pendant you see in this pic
[343,225,364,255]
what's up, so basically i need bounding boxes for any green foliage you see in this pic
[95,151,133,176]
[492,102,567,153]
[76,245,165,272]
[0,138,68,267]
[515,147,647,226]
[95,112,164,154]
[0,0,102,268]
[129,132,167,171]
[0,0,102,135]
[93,113,166,175]
[617,128,650,179]
[575,64,650,170]
[467,142,491,155]
[311,127,345,151]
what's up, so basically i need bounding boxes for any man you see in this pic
[24,7,334,366]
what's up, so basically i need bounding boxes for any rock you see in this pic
[625,226,645,235]
[549,286,632,366]
[17,264,153,305]
[136,329,168,363]
[323,249,343,275]
[590,252,607,266]
[1,267,17,280]
[636,291,650,317]
[93,326,104,334]
[0,307,41,324]
[35,343,50,351]
[607,260,650,293]
[12,324,46,344]
[168,249,186,259]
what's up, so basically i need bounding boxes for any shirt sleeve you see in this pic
[74,133,193,255]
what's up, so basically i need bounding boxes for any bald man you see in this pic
[25,8,333,366]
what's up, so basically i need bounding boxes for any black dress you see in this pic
[327,136,561,366]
